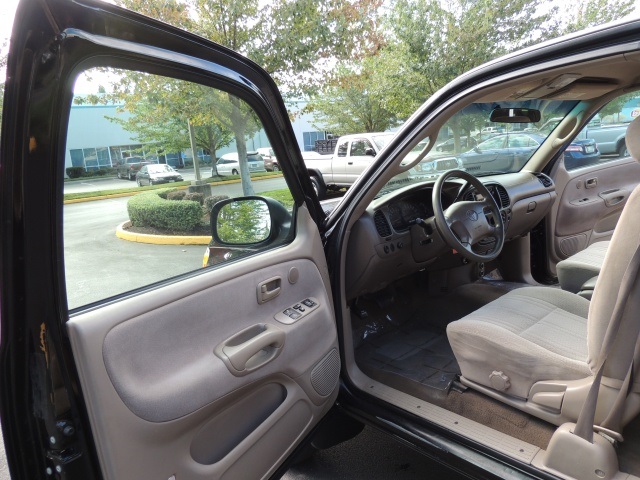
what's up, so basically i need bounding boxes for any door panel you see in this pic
[547,156,640,271]
[67,207,339,479]
[0,0,333,477]
[345,139,375,183]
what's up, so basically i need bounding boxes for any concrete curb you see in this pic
[116,221,211,245]
[64,174,284,204]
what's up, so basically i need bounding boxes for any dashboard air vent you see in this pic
[374,210,392,237]
[534,173,553,188]
[494,185,510,208]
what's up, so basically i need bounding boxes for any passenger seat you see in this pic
[556,240,610,295]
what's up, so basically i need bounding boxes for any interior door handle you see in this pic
[257,277,281,304]
[216,324,285,376]
[585,177,598,188]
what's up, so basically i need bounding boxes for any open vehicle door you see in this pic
[0,0,338,478]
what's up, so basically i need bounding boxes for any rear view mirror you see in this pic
[490,107,541,123]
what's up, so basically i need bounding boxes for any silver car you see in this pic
[212,152,266,176]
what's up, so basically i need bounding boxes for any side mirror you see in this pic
[364,147,376,156]
[210,196,291,246]
[473,146,482,154]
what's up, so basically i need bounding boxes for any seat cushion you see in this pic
[556,240,610,293]
[447,287,592,399]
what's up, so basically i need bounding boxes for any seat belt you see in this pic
[573,243,640,443]
[596,337,640,439]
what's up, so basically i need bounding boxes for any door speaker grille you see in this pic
[311,349,340,396]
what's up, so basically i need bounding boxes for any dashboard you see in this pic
[386,199,433,231]
[344,171,557,299]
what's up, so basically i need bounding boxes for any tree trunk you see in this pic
[207,126,219,176]
[229,95,255,196]
[187,120,202,182]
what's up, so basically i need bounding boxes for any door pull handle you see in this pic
[216,324,285,376]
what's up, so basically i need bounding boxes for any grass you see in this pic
[63,171,283,201]
[260,188,295,209]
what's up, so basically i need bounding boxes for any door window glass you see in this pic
[350,139,373,156]
[336,141,348,157]
[64,67,295,310]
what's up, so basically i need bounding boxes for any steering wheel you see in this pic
[432,169,505,262]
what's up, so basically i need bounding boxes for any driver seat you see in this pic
[446,117,640,428]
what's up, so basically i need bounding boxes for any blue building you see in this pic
[65,99,329,175]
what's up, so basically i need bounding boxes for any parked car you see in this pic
[5,3,640,480]
[135,164,184,186]
[116,156,151,180]
[434,136,476,153]
[257,147,279,171]
[459,132,600,173]
[580,122,630,156]
[562,138,601,169]
[212,151,266,176]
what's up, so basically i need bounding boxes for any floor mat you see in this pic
[354,279,556,450]
[356,322,459,393]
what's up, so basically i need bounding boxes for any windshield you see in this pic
[148,164,175,173]
[379,99,578,197]
[372,134,395,150]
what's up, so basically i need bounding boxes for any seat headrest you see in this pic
[625,116,640,162]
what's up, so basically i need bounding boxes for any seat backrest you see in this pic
[587,116,640,384]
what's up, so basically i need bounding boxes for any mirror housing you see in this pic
[364,147,376,156]
[490,107,541,123]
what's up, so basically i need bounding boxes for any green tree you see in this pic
[598,92,638,124]
[113,0,383,195]
[111,74,235,174]
[386,0,558,114]
[308,59,400,135]
[560,0,635,35]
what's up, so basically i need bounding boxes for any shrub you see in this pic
[128,189,202,231]
[166,190,187,201]
[93,168,114,177]
[157,188,178,199]
[66,166,85,179]
[204,195,230,215]
[183,192,204,205]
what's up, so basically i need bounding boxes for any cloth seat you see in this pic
[447,287,592,399]
[446,115,640,427]
[556,240,610,293]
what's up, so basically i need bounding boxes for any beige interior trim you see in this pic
[350,368,541,464]
[67,205,340,480]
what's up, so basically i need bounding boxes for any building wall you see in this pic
[65,100,328,174]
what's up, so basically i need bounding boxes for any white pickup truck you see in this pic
[302,133,395,198]
[303,132,465,198]
[303,132,463,198]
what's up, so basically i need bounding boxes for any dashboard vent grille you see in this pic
[374,210,392,237]
[535,173,553,188]
[495,185,510,208]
